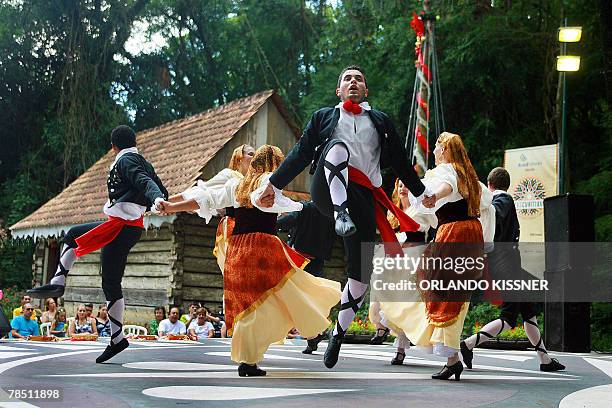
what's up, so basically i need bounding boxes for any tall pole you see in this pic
[413,0,432,176]
[558,18,568,195]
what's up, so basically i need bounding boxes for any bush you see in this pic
[0,235,34,290]
[464,301,544,341]
[463,302,501,337]
[1,285,23,318]
[346,318,376,335]
[591,302,612,352]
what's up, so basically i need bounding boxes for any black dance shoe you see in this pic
[335,210,356,237]
[27,284,65,299]
[302,331,327,354]
[370,327,390,345]
[431,361,463,381]
[391,350,405,365]
[460,340,473,369]
[323,331,344,368]
[238,363,267,377]
[96,338,129,363]
[540,358,565,372]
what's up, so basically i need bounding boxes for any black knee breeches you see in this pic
[101,225,142,302]
[310,139,377,283]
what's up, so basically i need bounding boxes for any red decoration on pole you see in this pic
[410,12,425,37]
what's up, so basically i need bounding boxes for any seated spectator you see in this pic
[287,327,301,339]
[95,304,111,337]
[84,303,94,319]
[10,303,39,339]
[203,307,223,338]
[158,307,186,336]
[40,298,58,323]
[68,304,98,337]
[12,295,37,321]
[51,308,67,337]
[188,308,215,340]
[148,306,166,336]
[180,302,200,326]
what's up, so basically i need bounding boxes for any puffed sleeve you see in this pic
[251,173,304,213]
[202,168,243,189]
[478,182,496,252]
[181,178,241,223]
[408,163,458,214]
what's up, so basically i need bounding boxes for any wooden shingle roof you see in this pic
[11,90,298,236]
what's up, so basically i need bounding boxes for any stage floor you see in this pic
[0,338,610,407]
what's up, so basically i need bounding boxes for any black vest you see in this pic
[107,152,168,210]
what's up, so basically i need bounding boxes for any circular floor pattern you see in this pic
[558,384,612,408]
[142,385,358,400]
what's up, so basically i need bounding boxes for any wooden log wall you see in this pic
[177,213,224,313]
[62,225,177,325]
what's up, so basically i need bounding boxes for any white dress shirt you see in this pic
[331,101,383,187]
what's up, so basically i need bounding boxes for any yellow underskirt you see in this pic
[230,268,341,364]
[379,301,469,351]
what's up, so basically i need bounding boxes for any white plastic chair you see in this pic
[123,325,147,336]
[40,322,51,336]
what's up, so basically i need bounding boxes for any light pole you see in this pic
[556,21,582,194]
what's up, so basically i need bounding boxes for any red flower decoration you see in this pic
[410,12,425,37]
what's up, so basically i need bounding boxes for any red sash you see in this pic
[74,216,144,257]
[348,166,420,256]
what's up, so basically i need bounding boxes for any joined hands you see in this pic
[422,193,437,209]
[256,183,275,208]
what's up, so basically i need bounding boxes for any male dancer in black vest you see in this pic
[29,125,168,363]
[257,65,433,368]
[460,167,565,372]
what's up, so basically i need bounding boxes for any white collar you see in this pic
[110,147,139,169]
[492,189,509,196]
[335,100,372,112]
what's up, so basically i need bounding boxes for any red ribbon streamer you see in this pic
[74,216,144,257]
[348,166,420,257]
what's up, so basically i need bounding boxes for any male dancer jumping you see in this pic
[29,125,167,363]
[258,65,432,368]
[460,167,565,372]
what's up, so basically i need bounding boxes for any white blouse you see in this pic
[181,172,303,223]
[408,163,495,247]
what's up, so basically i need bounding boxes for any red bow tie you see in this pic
[343,100,363,115]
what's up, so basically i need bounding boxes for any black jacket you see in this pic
[492,192,520,243]
[107,153,168,210]
[269,106,425,196]
[488,192,522,279]
[277,201,335,260]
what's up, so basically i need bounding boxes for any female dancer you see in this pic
[379,132,495,380]
[369,179,437,366]
[169,144,255,271]
[160,145,341,377]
